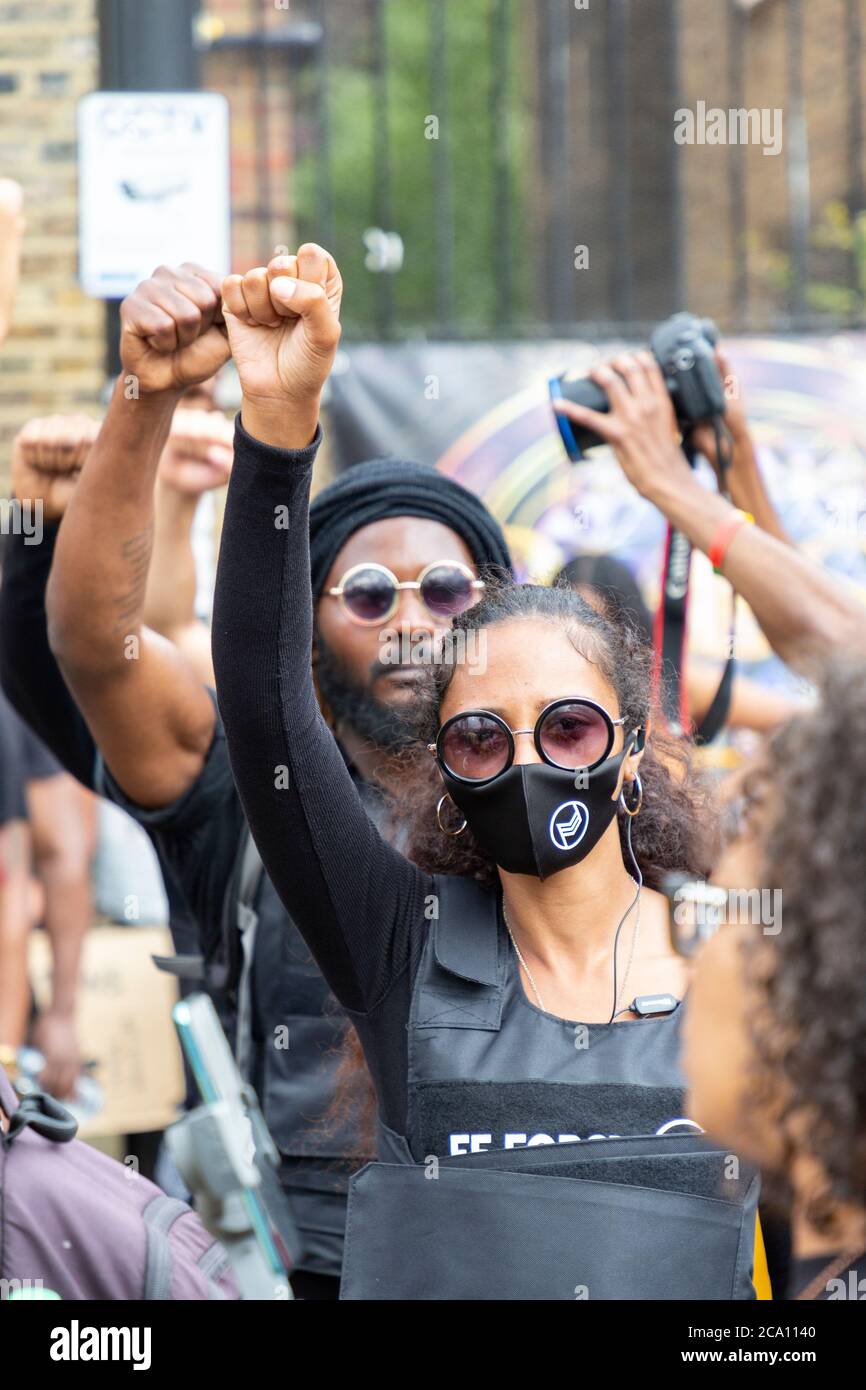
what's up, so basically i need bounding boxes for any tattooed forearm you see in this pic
[111,524,154,631]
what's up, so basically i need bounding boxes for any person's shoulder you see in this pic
[100,690,236,835]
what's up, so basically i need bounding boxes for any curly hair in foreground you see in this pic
[744,659,866,1234]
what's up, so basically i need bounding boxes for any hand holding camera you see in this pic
[553,349,696,507]
[551,312,727,460]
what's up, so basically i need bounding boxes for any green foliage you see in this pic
[293,0,532,339]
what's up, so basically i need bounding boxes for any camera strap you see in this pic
[652,431,736,745]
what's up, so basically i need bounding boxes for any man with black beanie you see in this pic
[0,261,511,1299]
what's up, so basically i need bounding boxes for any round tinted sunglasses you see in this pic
[326,560,484,627]
[432,698,629,785]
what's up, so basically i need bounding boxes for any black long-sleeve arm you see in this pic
[0,524,97,788]
[211,419,431,1017]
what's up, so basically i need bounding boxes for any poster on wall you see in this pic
[78,91,230,299]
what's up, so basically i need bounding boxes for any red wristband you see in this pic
[709,510,754,575]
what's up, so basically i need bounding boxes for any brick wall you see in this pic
[0,0,103,485]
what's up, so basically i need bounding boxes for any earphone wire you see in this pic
[608,811,643,1024]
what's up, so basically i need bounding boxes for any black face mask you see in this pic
[442,738,637,880]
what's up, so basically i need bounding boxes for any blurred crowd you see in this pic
[1,174,866,1307]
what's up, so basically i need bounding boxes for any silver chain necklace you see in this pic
[502,892,642,1020]
[502,902,547,1011]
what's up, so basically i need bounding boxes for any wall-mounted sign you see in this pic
[78,91,230,299]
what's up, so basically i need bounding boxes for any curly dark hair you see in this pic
[395,579,713,889]
[327,578,714,1157]
[743,659,866,1236]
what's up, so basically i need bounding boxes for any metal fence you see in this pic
[196,0,866,340]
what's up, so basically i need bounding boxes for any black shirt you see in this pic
[0,523,96,789]
[0,688,27,827]
[0,685,63,828]
[212,420,442,1136]
[0,523,198,956]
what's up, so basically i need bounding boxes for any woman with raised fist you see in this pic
[211,246,766,1301]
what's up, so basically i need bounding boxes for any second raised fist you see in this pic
[221,243,342,448]
[120,263,231,395]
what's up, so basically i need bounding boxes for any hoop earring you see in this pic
[620,774,643,818]
[436,793,467,837]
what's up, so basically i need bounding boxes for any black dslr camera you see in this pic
[550,312,727,460]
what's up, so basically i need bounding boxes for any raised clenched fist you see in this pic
[221,244,342,447]
[11,414,101,520]
[158,407,234,497]
[120,263,231,395]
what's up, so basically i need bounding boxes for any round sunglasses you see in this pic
[326,560,484,627]
[432,698,629,785]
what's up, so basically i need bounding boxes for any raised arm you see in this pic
[689,345,791,547]
[555,352,866,677]
[213,247,428,1013]
[144,406,234,686]
[2,418,105,783]
[27,769,96,1098]
[46,266,231,807]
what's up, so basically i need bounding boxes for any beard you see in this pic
[315,636,421,753]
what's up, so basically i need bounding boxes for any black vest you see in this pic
[249,872,355,1160]
[341,874,759,1300]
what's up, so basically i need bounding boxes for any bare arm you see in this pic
[0,821,32,1049]
[46,265,231,808]
[690,347,791,547]
[143,407,233,686]
[688,665,807,734]
[27,774,97,1097]
[556,353,866,677]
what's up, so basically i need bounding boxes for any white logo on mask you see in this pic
[549,800,589,852]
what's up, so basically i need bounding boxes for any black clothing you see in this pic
[212,458,761,1301]
[214,421,433,1136]
[0,680,64,840]
[0,689,63,788]
[98,702,367,1278]
[0,522,96,788]
[0,686,63,828]
[0,517,359,1279]
[208,423,695,1144]
[0,688,26,826]
[0,524,200,959]
[308,455,512,598]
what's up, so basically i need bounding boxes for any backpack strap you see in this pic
[197,1240,231,1298]
[141,1195,193,1301]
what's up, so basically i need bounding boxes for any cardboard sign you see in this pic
[29,925,185,1138]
